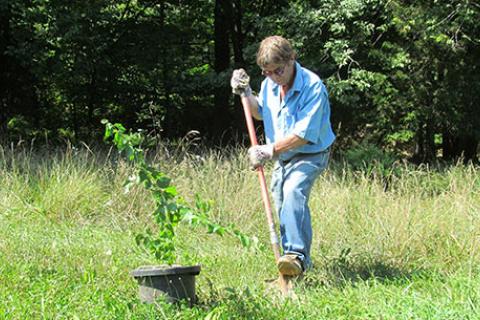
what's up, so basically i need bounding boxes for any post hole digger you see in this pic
[240,94,293,297]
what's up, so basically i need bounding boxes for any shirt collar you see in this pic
[291,61,304,93]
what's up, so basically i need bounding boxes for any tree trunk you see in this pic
[159,1,168,138]
[0,3,39,138]
[457,135,479,163]
[0,15,8,134]
[213,0,232,138]
[412,120,436,163]
[425,120,436,161]
[87,65,97,134]
[230,0,244,67]
[442,129,455,161]
[412,122,425,163]
[443,130,479,163]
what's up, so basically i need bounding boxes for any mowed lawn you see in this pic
[1,145,480,319]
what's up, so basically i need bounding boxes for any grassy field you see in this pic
[1,144,480,319]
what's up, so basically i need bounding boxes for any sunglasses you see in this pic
[261,64,287,77]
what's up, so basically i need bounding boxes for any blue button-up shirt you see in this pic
[257,62,335,162]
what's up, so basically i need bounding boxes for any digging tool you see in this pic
[240,95,291,296]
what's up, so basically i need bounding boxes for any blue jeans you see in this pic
[271,149,330,270]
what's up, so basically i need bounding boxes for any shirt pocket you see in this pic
[281,107,296,134]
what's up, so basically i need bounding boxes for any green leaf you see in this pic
[164,186,177,197]
[156,176,171,188]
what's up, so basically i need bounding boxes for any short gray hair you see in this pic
[256,36,296,68]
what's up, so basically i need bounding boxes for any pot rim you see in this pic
[131,264,201,277]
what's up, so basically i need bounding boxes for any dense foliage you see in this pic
[1,0,479,161]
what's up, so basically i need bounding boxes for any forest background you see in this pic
[1,0,479,162]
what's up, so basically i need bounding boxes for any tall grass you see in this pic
[1,143,479,319]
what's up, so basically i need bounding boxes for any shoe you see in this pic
[277,254,303,276]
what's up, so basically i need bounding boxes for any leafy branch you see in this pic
[102,120,254,264]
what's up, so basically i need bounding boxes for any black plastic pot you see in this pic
[131,265,201,305]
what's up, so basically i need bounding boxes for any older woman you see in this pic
[230,35,335,276]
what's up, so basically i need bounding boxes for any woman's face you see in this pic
[261,59,295,86]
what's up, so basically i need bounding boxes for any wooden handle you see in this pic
[240,96,289,295]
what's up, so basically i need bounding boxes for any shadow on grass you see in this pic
[298,251,431,290]
[142,260,438,319]
[144,254,439,317]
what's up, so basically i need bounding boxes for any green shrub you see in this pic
[344,141,399,179]
[102,120,252,264]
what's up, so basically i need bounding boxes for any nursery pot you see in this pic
[131,265,201,305]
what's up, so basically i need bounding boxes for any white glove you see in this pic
[248,144,275,169]
[230,69,252,97]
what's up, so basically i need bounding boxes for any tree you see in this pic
[0,1,40,138]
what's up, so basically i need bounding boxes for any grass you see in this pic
[1,143,480,319]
